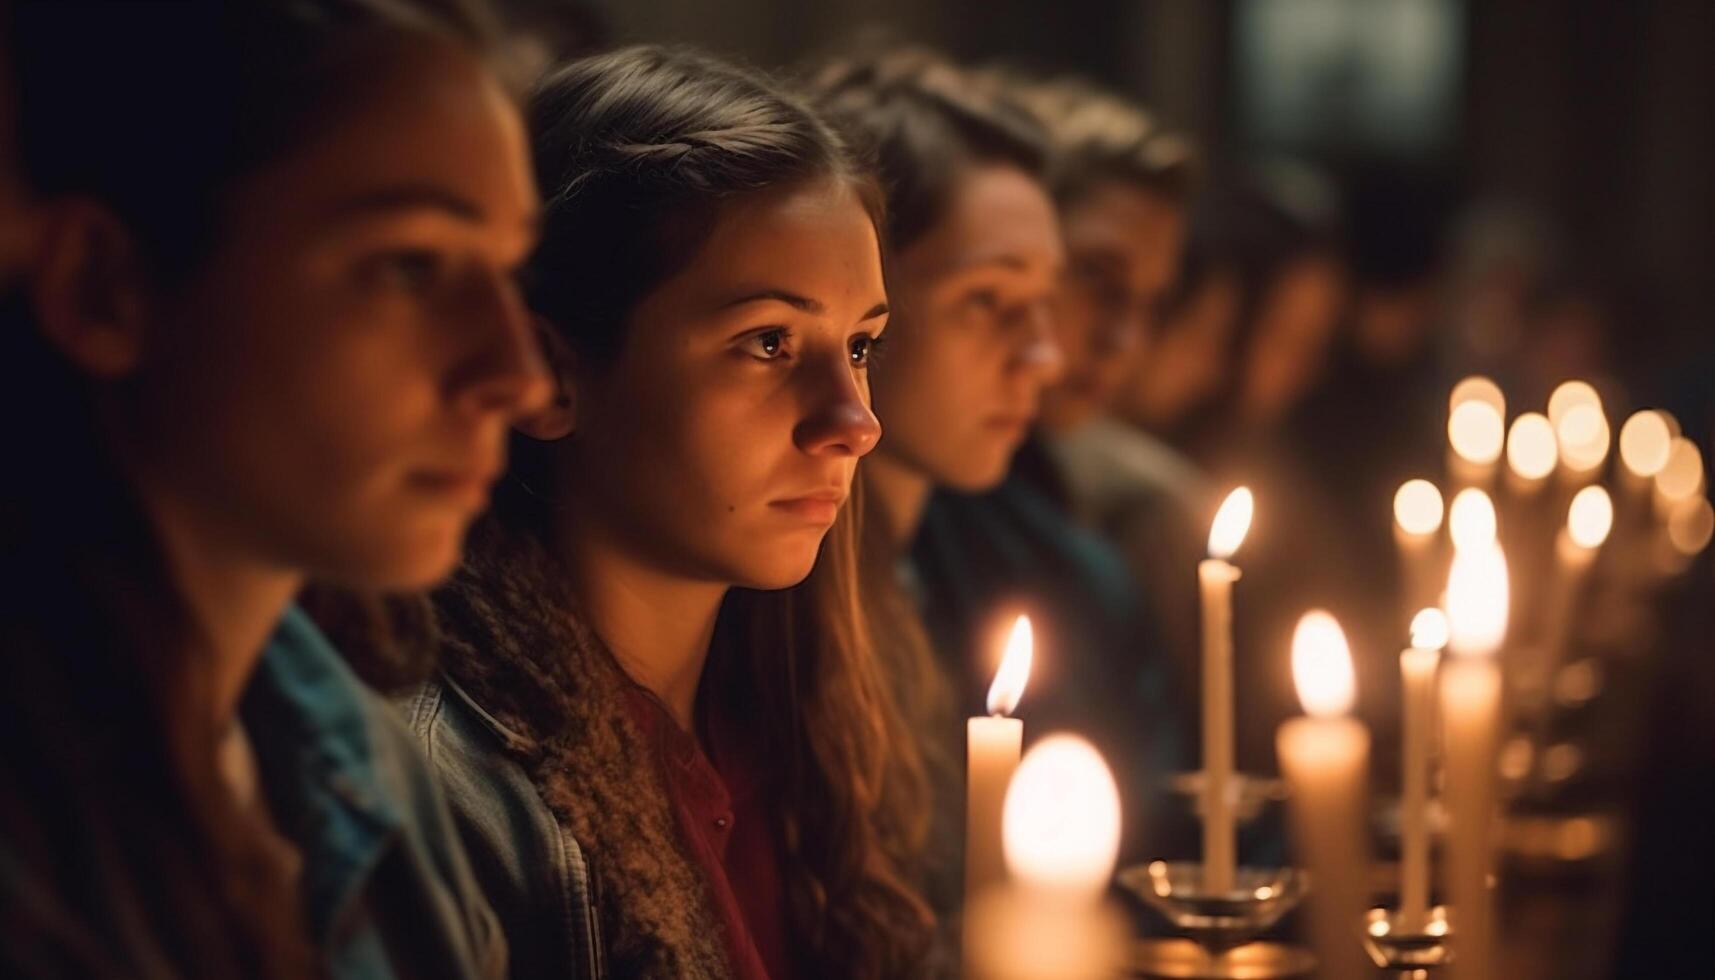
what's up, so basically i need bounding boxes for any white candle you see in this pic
[1533,488,1613,700]
[966,616,1032,907]
[1400,608,1448,930]
[1277,611,1371,980]
[1440,542,1509,980]
[1392,479,1445,618]
[966,735,1126,980]
[1447,375,1505,492]
[1200,487,1253,893]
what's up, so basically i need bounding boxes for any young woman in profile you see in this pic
[0,1,549,976]
[398,46,935,980]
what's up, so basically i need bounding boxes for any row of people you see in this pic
[1,2,1206,977]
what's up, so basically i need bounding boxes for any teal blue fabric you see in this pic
[242,608,506,980]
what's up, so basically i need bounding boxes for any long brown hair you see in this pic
[497,45,936,976]
[0,1,504,976]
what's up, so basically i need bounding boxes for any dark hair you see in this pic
[0,2,503,976]
[809,46,1049,253]
[1001,74,1198,207]
[486,45,934,977]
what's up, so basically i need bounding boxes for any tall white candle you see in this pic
[966,616,1032,907]
[1440,542,1509,980]
[1277,611,1371,980]
[1393,479,1446,617]
[1200,488,1253,893]
[1532,487,1613,705]
[1400,608,1448,930]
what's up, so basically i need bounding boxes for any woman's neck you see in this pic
[553,512,726,734]
[137,481,303,731]
[864,452,935,552]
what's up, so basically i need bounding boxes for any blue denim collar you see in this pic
[241,607,403,946]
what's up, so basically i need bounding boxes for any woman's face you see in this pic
[1239,254,1346,423]
[872,164,1065,491]
[120,40,549,590]
[1039,181,1186,433]
[559,179,887,591]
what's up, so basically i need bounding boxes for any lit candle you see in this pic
[1504,412,1558,495]
[1393,479,1445,616]
[1549,381,1609,485]
[1201,487,1253,893]
[1448,488,1497,554]
[1447,377,1506,491]
[966,615,1032,907]
[1533,487,1612,702]
[1440,542,1509,980]
[1399,608,1448,930]
[1277,611,1371,980]
[966,735,1126,980]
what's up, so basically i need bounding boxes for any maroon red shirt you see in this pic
[622,686,793,980]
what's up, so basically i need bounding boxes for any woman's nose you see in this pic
[1016,298,1066,383]
[794,356,882,458]
[449,271,552,420]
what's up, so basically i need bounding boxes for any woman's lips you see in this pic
[409,466,500,509]
[769,491,845,524]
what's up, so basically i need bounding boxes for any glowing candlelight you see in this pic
[1655,438,1705,506]
[1566,486,1614,551]
[1400,609,1448,929]
[966,736,1126,980]
[1200,488,1253,893]
[1618,411,1672,478]
[1505,412,1558,483]
[1440,543,1509,980]
[1668,498,1714,556]
[1393,479,1446,615]
[1448,488,1498,554]
[1448,401,1506,466]
[1449,376,1505,417]
[967,616,1032,907]
[1277,611,1370,980]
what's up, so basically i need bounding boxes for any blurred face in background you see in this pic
[46,40,551,591]
[1119,268,1240,434]
[1038,180,1186,433]
[871,164,1065,491]
[1236,252,1347,426]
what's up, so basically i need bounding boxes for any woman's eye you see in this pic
[849,334,881,367]
[743,328,789,360]
[375,249,445,292]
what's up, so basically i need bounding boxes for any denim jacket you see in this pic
[393,676,606,980]
[244,609,509,980]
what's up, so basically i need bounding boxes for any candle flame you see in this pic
[1002,733,1121,896]
[1207,487,1254,559]
[1668,498,1714,556]
[985,615,1033,717]
[1506,412,1559,480]
[1566,485,1614,550]
[1547,380,1601,430]
[1656,438,1705,503]
[1619,410,1673,478]
[1291,610,1356,718]
[1410,608,1450,651]
[1445,542,1509,657]
[1448,488,1497,553]
[1557,403,1611,472]
[1449,375,1505,417]
[1448,401,1505,465]
[1393,479,1444,535]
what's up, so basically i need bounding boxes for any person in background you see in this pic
[0,1,550,976]
[1003,75,1209,706]
[808,47,1064,947]
[399,46,935,980]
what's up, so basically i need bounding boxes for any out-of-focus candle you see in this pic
[1532,488,1612,701]
[1450,376,1506,417]
[1277,611,1371,980]
[966,735,1126,980]
[1654,438,1705,514]
[1394,479,1446,614]
[1505,412,1558,489]
[1448,488,1498,554]
[1549,381,1609,481]
[1618,410,1672,479]
[1400,609,1448,930]
[1440,542,1509,980]
[1201,487,1253,893]
[966,616,1032,906]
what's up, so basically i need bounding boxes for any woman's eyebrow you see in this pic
[717,288,825,314]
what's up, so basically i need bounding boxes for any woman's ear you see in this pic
[514,315,578,440]
[29,199,152,378]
